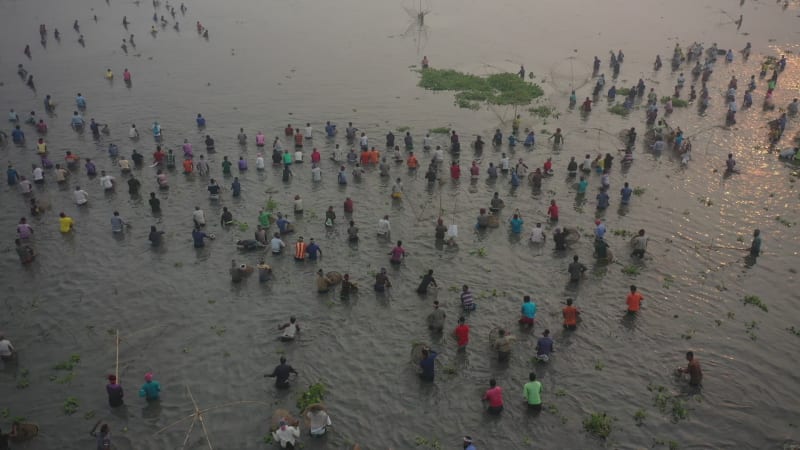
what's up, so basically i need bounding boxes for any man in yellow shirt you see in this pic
[59,212,74,233]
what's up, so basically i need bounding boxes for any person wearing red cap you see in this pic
[463,436,477,450]
[138,372,161,401]
[106,375,124,407]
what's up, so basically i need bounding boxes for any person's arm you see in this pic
[431,278,437,287]
[290,366,299,375]
[265,367,277,378]
[278,323,288,330]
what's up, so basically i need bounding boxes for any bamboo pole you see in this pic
[115,329,120,383]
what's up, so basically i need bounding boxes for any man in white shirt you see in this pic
[304,123,313,139]
[100,171,115,190]
[359,133,368,150]
[311,164,322,182]
[129,124,139,139]
[192,206,206,227]
[278,317,299,341]
[74,186,89,205]
[500,154,510,172]
[581,155,592,172]
[256,153,265,170]
[19,176,32,194]
[377,215,391,236]
[294,149,304,163]
[434,146,444,163]
[32,166,44,184]
[529,222,545,243]
[270,233,286,254]
[0,334,15,361]
[423,133,432,150]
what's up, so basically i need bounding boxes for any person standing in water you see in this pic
[106,375,124,407]
[523,372,543,412]
[264,356,298,389]
[676,351,703,386]
[138,372,160,402]
[749,229,761,257]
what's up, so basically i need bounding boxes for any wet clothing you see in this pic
[483,386,504,412]
[568,261,586,281]
[455,324,470,347]
[563,305,578,329]
[523,380,543,406]
[536,336,554,358]
[107,383,124,407]
[417,273,436,293]
[419,350,437,381]
[138,380,161,401]
[267,363,297,388]
[626,291,644,312]
[426,308,446,330]
[686,358,703,386]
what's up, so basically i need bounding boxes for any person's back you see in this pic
[568,260,585,281]
[419,350,437,381]
[536,336,554,357]
[523,379,543,406]
[427,308,445,330]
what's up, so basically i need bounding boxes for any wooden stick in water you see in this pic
[115,329,120,383]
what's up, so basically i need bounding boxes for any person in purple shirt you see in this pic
[182,139,193,158]
[238,156,247,171]
[305,238,322,260]
[106,374,124,407]
[85,158,97,176]
[17,217,33,239]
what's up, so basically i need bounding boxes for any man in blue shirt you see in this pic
[535,329,554,361]
[594,219,606,240]
[620,182,633,205]
[11,126,24,144]
[305,238,322,260]
[325,121,336,137]
[196,113,206,127]
[509,211,523,233]
[231,177,241,197]
[418,347,437,381]
[519,295,536,327]
[192,227,210,248]
[596,190,610,209]
[276,214,291,234]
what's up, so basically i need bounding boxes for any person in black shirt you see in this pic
[149,192,161,212]
[417,269,438,294]
[128,175,141,194]
[131,149,144,166]
[265,357,298,389]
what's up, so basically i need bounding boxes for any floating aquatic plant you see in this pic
[297,382,325,410]
[418,69,543,110]
[583,412,613,438]
[743,295,768,312]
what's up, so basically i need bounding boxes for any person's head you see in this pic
[458,316,465,324]
[396,240,402,247]
[150,192,156,198]
[686,351,694,361]
[280,356,286,364]
[753,229,760,237]
[421,348,429,358]
[543,329,550,337]
[150,226,156,232]
[289,316,296,324]
[144,372,153,381]
[113,211,119,217]
[463,436,473,449]
[573,255,579,262]
[529,372,537,381]
[108,374,117,383]
[489,378,496,387]
[437,218,443,225]
[462,284,469,292]
[498,328,505,337]
[566,298,574,306]
[100,424,109,434]
[624,182,629,188]
[638,229,645,236]
[433,300,439,308]
[383,215,389,220]
[728,153,733,158]
[524,295,530,303]
[513,214,519,219]
[479,208,486,215]
[630,285,637,293]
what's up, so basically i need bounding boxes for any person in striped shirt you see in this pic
[460,285,475,312]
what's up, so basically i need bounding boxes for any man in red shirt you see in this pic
[343,197,354,214]
[547,199,559,221]
[284,124,294,136]
[626,285,644,313]
[294,130,303,147]
[153,146,165,165]
[454,317,469,349]
[482,378,504,414]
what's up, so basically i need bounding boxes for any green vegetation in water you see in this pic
[16,368,30,389]
[429,127,450,134]
[265,197,278,212]
[617,88,631,96]
[414,436,443,450]
[83,410,96,420]
[621,265,640,276]
[663,275,674,289]
[787,326,800,337]
[633,409,647,425]
[297,382,325,411]
[633,187,646,196]
[396,126,411,133]
[608,104,630,116]
[743,295,768,312]
[232,221,249,231]
[210,325,226,336]
[680,329,694,340]
[418,69,544,109]
[649,384,689,422]
[263,434,274,444]
[0,408,7,418]
[594,360,604,371]
[63,397,79,415]
[670,399,688,422]
[745,320,758,340]
[583,412,613,439]
[53,354,81,371]
[660,96,689,107]
[529,105,557,119]
[55,372,76,384]
[469,247,487,257]
[555,389,567,397]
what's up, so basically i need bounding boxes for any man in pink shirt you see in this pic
[482,378,504,414]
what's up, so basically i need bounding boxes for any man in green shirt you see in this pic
[523,372,543,412]
[258,208,271,227]
[222,156,232,175]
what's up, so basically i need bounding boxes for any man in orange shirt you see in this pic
[360,149,370,165]
[626,285,643,313]
[369,147,380,164]
[182,158,193,174]
[562,298,579,330]
[294,236,307,261]
[407,151,419,170]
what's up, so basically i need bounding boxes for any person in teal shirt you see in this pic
[518,295,536,326]
[138,373,161,401]
[282,150,293,168]
[523,372,543,411]
[577,176,588,194]
[509,211,523,233]
[221,157,232,175]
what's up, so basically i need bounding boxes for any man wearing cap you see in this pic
[463,436,477,450]
[138,373,161,402]
[272,418,300,449]
[594,219,606,240]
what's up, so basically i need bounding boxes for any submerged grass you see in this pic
[429,127,450,134]
[743,295,768,312]
[661,96,689,107]
[583,412,613,438]
[419,69,543,109]
[608,104,629,116]
[297,382,325,410]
